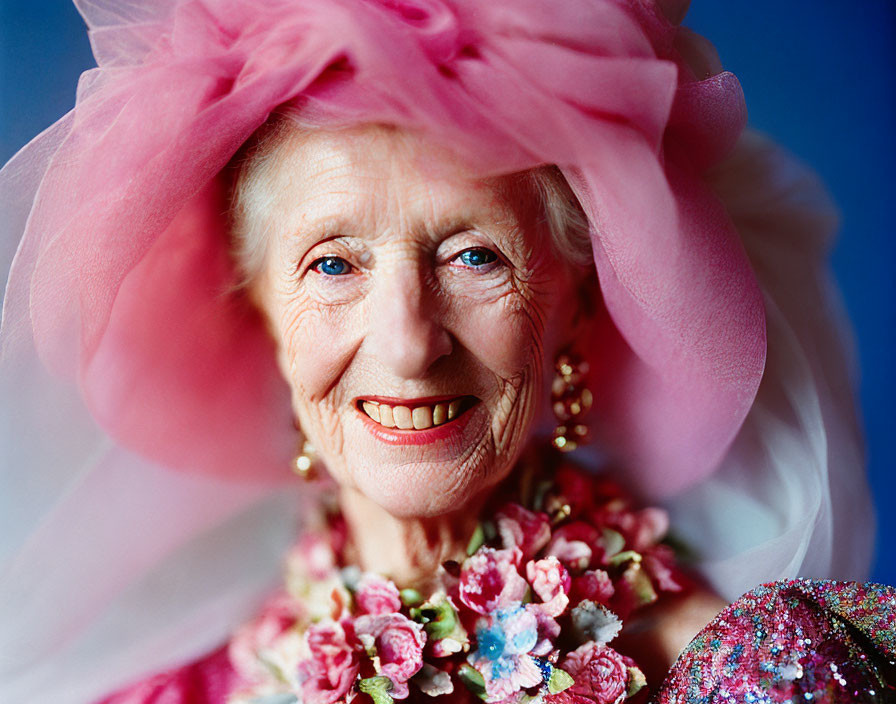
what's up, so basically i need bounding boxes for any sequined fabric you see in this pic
[653,580,896,703]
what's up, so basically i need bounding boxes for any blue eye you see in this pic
[311,256,352,276]
[456,248,498,268]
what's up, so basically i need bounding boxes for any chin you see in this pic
[319,394,534,518]
[343,450,489,519]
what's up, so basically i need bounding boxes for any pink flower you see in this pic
[628,508,669,552]
[526,557,571,617]
[546,536,592,573]
[560,642,629,704]
[546,523,600,572]
[354,613,426,697]
[496,504,551,560]
[356,573,402,615]
[298,620,360,704]
[530,605,561,657]
[643,546,682,593]
[459,547,527,615]
[569,570,615,608]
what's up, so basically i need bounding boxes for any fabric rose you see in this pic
[559,642,629,704]
[297,621,360,704]
[546,523,601,572]
[356,573,402,615]
[569,570,616,608]
[526,557,571,617]
[643,547,682,593]
[459,547,527,615]
[496,504,551,560]
[354,613,426,698]
[547,538,592,574]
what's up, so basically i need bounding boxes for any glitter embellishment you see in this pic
[654,579,896,703]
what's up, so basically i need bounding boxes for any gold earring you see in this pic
[551,352,592,452]
[292,439,317,480]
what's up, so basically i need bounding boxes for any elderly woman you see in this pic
[0,1,892,703]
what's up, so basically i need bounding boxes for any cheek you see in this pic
[458,303,542,378]
[451,289,556,447]
[450,270,561,384]
[267,285,360,409]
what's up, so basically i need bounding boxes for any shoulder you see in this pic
[654,579,896,703]
[95,645,242,704]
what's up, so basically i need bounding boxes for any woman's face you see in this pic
[251,125,582,518]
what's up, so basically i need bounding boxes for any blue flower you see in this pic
[468,605,542,700]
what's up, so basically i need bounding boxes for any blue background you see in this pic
[1,1,894,583]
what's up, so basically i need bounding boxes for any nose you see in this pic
[366,266,453,379]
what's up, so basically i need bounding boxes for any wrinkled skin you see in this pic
[250,125,583,520]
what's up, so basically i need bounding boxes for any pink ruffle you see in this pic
[4,0,764,494]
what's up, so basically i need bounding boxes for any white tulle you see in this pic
[667,131,873,599]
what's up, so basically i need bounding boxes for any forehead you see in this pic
[264,124,530,229]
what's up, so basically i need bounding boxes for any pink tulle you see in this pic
[3,0,763,494]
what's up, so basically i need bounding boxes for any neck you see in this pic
[339,486,486,589]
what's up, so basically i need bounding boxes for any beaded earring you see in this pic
[551,352,592,452]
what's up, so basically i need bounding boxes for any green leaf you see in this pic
[548,667,574,695]
[400,588,423,607]
[458,664,488,700]
[601,529,626,559]
[621,562,657,607]
[626,666,647,697]
[410,593,460,640]
[466,523,486,555]
[607,550,641,567]
[358,676,395,704]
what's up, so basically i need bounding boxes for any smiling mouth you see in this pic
[356,396,478,430]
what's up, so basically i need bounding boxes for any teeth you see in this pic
[379,404,395,428]
[393,406,414,429]
[360,398,467,430]
[412,406,433,430]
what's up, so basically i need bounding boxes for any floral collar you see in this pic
[228,453,682,704]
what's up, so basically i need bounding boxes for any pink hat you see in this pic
[3,0,763,497]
